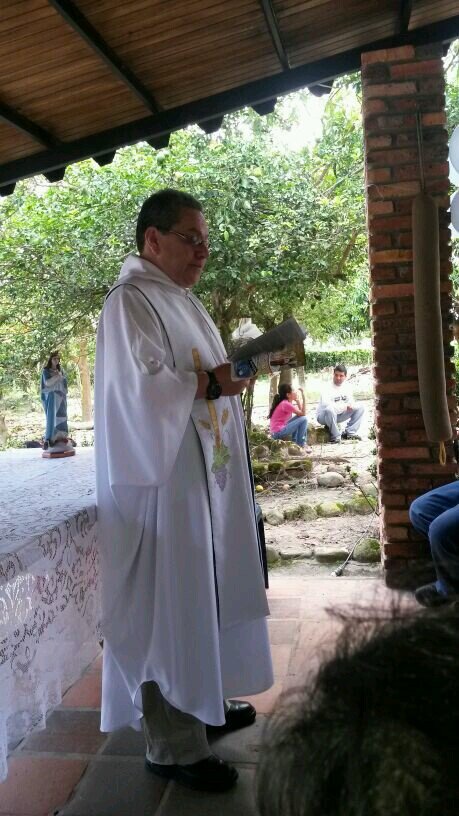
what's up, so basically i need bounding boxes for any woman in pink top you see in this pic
[269,383,312,453]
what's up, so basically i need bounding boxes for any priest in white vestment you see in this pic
[94,189,273,793]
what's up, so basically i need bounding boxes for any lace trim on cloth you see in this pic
[0,506,101,781]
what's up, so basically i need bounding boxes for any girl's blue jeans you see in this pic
[272,416,308,447]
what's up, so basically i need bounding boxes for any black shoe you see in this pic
[145,754,238,792]
[329,437,341,444]
[341,431,361,441]
[414,582,451,607]
[208,700,256,733]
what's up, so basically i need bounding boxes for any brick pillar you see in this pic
[361,43,456,589]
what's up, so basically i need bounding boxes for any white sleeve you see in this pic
[97,286,198,489]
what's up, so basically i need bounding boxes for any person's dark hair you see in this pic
[334,363,347,375]
[136,188,203,252]
[257,606,459,816]
[45,351,61,371]
[269,383,293,418]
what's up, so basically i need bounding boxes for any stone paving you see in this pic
[1,573,408,816]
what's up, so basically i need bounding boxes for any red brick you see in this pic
[372,282,413,299]
[414,462,458,474]
[426,178,451,195]
[366,167,392,184]
[371,301,396,317]
[384,541,428,557]
[400,364,419,378]
[365,81,417,98]
[363,98,389,116]
[371,332,397,349]
[362,62,391,82]
[397,231,414,248]
[383,494,408,507]
[415,44,444,60]
[418,78,446,94]
[375,114,418,131]
[377,412,424,429]
[370,249,413,264]
[391,165,433,183]
[367,199,394,216]
[390,60,444,80]
[384,525,409,541]
[372,315,415,332]
[370,215,411,232]
[373,348,418,364]
[361,46,415,65]
[379,477,428,491]
[379,445,430,459]
[369,180,421,200]
[377,429,402,445]
[366,134,392,149]
[422,111,447,127]
[402,396,422,410]
[382,507,410,523]
[369,232,393,250]
[367,147,418,166]
[386,94,445,113]
[374,397,402,413]
[377,460,404,474]
[375,381,419,396]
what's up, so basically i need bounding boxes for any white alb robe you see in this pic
[94,254,273,732]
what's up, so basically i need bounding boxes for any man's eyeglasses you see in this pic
[167,229,209,249]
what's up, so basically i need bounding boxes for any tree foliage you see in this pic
[0,87,366,389]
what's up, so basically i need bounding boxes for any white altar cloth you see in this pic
[0,448,100,781]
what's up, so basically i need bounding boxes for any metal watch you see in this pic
[205,370,222,400]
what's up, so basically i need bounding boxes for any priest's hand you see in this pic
[214,363,251,396]
[195,364,250,398]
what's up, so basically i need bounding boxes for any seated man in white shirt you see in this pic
[316,364,364,444]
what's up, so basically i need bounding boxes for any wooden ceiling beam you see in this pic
[259,0,290,71]
[47,0,161,114]
[1,12,458,189]
[398,0,413,35]
[0,99,61,149]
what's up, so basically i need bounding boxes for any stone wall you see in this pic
[361,43,456,588]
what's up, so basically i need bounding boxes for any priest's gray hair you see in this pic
[257,605,459,816]
[136,188,203,251]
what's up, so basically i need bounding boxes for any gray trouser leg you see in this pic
[343,405,364,436]
[141,681,210,766]
[316,407,340,441]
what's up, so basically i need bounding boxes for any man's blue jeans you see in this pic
[272,416,308,447]
[409,480,459,596]
[316,405,364,442]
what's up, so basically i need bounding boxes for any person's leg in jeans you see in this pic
[284,416,308,447]
[410,481,459,598]
[272,416,308,446]
[339,405,364,437]
[316,407,340,442]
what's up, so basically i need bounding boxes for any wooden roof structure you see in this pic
[1,0,458,194]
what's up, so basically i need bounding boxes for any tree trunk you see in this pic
[0,414,7,446]
[279,365,292,386]
[219,320,232,353]
[269,373,279,411]
[76,337,92,422]
[242,381,255,431]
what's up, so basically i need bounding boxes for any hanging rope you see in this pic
[412,110,452,465]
